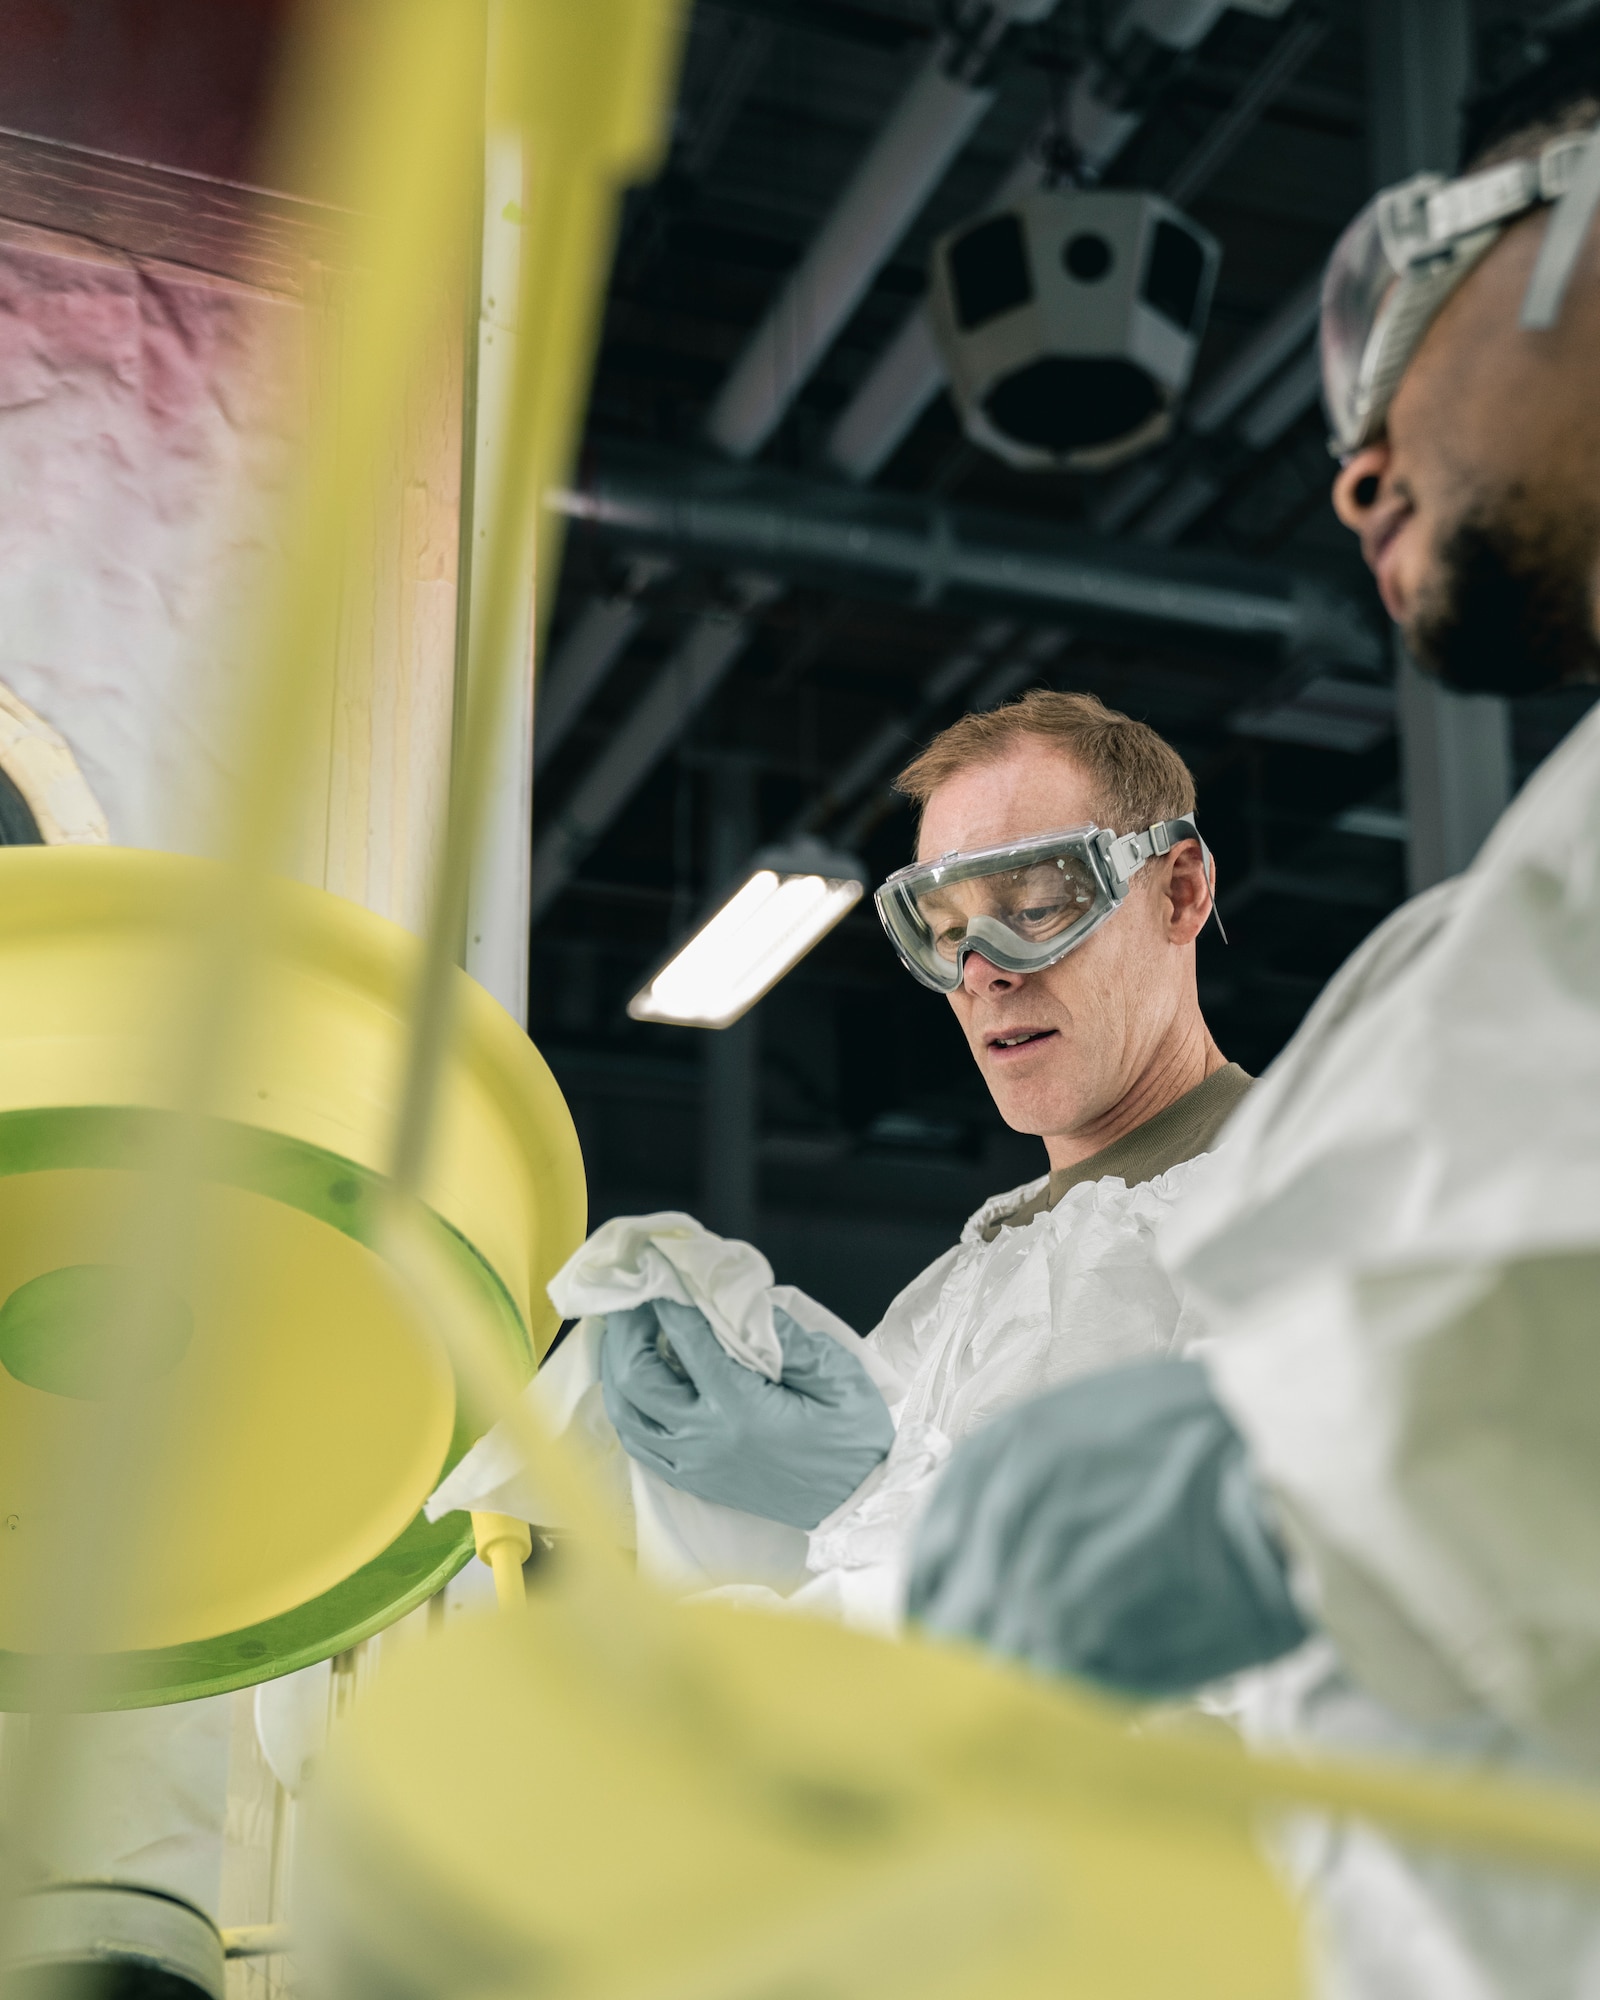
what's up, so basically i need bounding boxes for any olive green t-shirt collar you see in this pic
[990,1061,1253,1237]
[1048,1060,1254,1203]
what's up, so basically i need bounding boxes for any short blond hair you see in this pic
[894,688,1196,835]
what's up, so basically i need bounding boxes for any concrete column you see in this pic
[1365,0,1513,892]
[1365,0,1472,183]
[701,761,758,1243]
[1396,642,1513,885]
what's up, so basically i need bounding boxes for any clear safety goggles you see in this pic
[875,817,1213,993]
[1321,120,1600,457]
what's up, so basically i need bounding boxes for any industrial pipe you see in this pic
[551,452,1381,668]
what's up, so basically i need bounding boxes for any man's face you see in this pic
[916,740,1211,1144]
[1331,210,1600,694]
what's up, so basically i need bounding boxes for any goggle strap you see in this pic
[1107,817,1197,882]
[1389,133,1595,269]
[1107,826,1154,884]
[1206,846,1228,946]
[1422,157,1539,248]
[1521,125,1600,330]
[1110,818,1229,945]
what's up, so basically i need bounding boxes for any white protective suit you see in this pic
[1164,700,1600,1996]
[430,1123,1226,1626]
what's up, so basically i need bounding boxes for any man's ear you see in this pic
[1165,839,1214,946]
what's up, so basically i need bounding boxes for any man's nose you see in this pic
[961,950,1019,997]
[1331,442,1391,531]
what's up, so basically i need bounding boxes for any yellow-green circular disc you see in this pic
[0,1109,529,1710]
[0,848,586,1711]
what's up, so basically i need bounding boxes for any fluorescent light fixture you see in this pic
[629,839,867,1030]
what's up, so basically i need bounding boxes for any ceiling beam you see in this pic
[704,33,999,459]
[529,576,782,924]
[534,558,672,776]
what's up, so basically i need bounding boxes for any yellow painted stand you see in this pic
[472,1512,533,1612]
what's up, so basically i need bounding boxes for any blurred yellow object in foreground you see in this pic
[306,1595,1296,2000]
[305,1592,1600,2000]
[0,845,584,1705]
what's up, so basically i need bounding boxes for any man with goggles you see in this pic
[599,688,1261,1606]
[908,22,1600,1996]
[1322,74,1600,697]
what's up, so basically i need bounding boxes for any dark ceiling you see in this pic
[530,0,1594,1327]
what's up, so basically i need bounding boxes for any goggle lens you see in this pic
[915,856,1102,963]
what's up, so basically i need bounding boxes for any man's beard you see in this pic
[1407,497,1600,697]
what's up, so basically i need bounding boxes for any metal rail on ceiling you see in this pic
[552,450,1382,665]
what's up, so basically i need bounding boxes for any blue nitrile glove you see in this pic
[599,1297,894,1530]
[906,1358,1309,1697]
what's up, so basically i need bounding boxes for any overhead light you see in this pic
[628,838,867,1030]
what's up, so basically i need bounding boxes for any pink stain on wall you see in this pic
[0,217,304,849]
